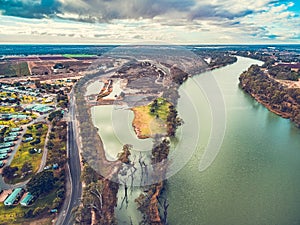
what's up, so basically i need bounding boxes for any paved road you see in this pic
[56,68,118,225]
[56,91,82,225]
[37,123,51,173]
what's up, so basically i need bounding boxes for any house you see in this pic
[11,127,23,132]
[0,148,12,154]
[0,142,15,149]
[8,132,20,137]
[11,114,28,119]
[20,192,34,206]
[0,114,12,120]
[4,188,25,206]
[26,104,53,114]
[0,153,8,160]
[4,136,18,142]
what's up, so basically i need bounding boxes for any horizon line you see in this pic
[0,42,300,46]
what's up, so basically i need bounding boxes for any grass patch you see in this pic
[0,204,27,224]
[63,54,97,58]
[0,92,18,99]
[8,123,48,184]
[0,120,17,127]
[0,106,15,113]
[20,95,36,104]
[131,97,171,139]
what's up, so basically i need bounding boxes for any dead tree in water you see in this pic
[138,152,144,186]
[119,179,129,210]
[162,198,169,225]
[142,161,149,186]
[118,144,133,210]
[129,162,137,194]
[157,196,169,225]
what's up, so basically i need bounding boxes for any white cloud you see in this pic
[0,0,299,43]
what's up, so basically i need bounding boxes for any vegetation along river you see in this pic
[91,56,300,224]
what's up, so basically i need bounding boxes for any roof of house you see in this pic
[20,193,34,206]
[0,142,14,148]
[4,188,23,206]
[0,148,11,153]
[11,127,22,131]
[26,104,53,113]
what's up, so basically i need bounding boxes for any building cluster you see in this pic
[0,127,22,163]
[0,80,59,210]
[3,187,34,206]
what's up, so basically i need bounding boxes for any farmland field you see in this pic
[0,62,30,77]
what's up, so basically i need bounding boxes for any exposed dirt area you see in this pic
[20,216,54,225]
[0,190,11,202]
[276,78,300,89]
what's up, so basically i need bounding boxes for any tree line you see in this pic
[239,64,300,127]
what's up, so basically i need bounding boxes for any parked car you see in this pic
[50,209,58,213]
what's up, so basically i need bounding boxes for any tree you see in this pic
[2,166,18,179]
[88,180,105,218]
[35,80,41,89]
[117,144,132,164]
[21,162,33,174]
[27,171,55,196]
[152,138,170,164]
[24,209,34,218]
[56,188,65,199]
[32,207,46,216]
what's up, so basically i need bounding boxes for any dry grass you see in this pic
[131,98,170,139]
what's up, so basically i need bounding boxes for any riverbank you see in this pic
[250,93,291,118]
[239,64,300,127]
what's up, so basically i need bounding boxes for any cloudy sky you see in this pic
[0,0,299,44]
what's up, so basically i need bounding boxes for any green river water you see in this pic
[167,57,300,225]
[91,56,300,225]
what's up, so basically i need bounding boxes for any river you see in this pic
[167,56,300,225]
[91,56,300,225]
